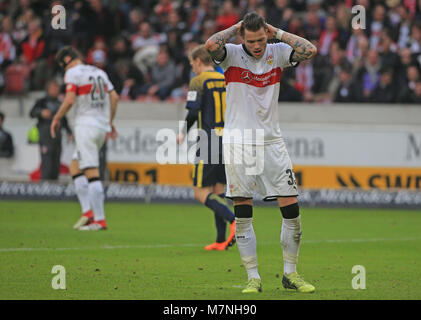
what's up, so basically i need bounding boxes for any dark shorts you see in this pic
[192,162,226,188]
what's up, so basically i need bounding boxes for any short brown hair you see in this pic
[240,12,266,36]
[189,44,213,66]
[55,46,83,69]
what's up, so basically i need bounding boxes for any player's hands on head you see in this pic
[235,20,242,33]
[265,23,278,39]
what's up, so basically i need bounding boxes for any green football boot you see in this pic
[282,272,315,293]
[242,278,262,293]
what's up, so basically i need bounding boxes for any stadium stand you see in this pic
[0,0,420,103]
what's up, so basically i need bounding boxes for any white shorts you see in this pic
[72,125,106,170]
[223,140,298,201]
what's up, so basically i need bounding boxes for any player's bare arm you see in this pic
[205,21,242,61]
[50,91,76,138]
[266,23,317,62]
[281,32,317,62]
[109,90,119,140]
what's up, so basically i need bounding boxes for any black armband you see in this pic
[212,47,227,65]
[289,49,299,67]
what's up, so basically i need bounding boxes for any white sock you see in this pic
[235,217,260,280]
[74,175,91,213]
[88,180,105,221]
[281,215,302,275]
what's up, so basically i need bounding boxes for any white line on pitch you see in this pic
[1,237,421,253]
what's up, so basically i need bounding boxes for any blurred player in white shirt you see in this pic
[205,12,317,293]
[51,46,119,231]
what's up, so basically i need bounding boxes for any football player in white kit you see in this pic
[205,12,317,293]
[51,46,119,231]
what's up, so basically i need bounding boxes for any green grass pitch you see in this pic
[0,200,420,300]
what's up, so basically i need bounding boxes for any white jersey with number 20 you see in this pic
[64,64,114,132]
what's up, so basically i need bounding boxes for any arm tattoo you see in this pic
[281,32,317,62]
[207,25,238,61]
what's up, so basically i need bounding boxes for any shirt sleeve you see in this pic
[185,76,203,111]
[185,108,199,133]
[214,43,235,71]
[275,42,299,69]
[64,69,78,93]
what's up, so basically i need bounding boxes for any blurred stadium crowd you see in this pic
[0,0,421,103]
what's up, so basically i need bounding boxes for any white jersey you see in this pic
[64,64,114,132]
[218,43,296,145]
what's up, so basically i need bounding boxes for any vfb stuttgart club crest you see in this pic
[241,70,252,83]
[266,55,274,65]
